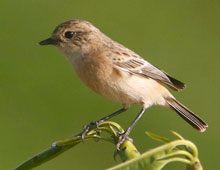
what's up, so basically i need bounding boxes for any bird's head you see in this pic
[38,19,104,56]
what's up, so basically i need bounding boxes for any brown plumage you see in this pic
[38,19,208,149]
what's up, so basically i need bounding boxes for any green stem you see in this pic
[14,121,139,170]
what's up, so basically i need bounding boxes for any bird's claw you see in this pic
[114,132,133,160]
[81,121,100,142]
[116,134,126,150]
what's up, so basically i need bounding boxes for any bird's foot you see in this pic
[114,131,133,159]
[81,120,102,142]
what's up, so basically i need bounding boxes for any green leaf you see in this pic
[145,132,170,143]
[108,133,202,170]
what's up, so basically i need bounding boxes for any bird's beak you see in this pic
[38,37,58,45]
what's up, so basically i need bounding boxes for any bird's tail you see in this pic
[166,97,208,132]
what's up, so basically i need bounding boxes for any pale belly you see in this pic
[97,73,171,108]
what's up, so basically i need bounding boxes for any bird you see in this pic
[38,19,208,150]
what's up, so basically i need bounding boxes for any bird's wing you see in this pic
[111,51,185,91]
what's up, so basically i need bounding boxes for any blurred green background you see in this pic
[1,0,219,169]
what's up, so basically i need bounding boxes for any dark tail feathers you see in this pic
[166,97,208,132]
[163,71,186,91]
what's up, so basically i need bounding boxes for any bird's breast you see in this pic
[70,53,113,95]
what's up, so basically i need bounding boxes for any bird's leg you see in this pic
[81,107,127,141]
[116,108,146,151]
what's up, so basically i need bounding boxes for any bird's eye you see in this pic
[64,31,75,39]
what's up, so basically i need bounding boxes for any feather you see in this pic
[111,52,185,91]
